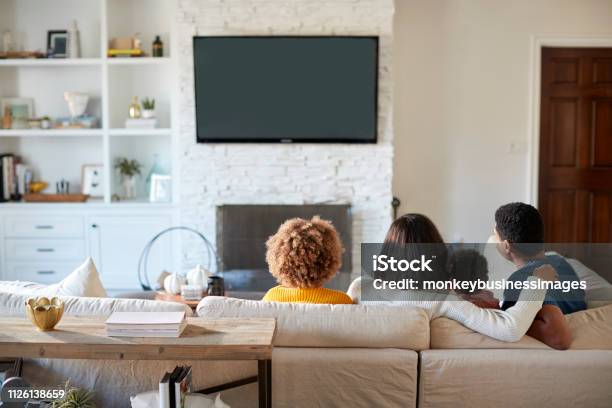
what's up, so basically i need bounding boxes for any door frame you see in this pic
[526,36,612,207]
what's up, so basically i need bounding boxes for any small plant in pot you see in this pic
[141,97,156,119]
[115,157,142,200]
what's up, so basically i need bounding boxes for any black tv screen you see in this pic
[193,36,378,143]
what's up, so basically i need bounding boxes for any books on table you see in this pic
[105,311,186,338]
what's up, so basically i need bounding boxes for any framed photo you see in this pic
[81,164,104,197]
[1,97,34,129]
[149,174,172,203]
[47,30,67,58]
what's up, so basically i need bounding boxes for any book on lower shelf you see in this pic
[105,311,186,337]
[159,365,192,408]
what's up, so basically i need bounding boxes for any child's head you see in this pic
[265,216,343,289]
[448,249,489,294]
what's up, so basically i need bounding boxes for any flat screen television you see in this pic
[193,36,378,143]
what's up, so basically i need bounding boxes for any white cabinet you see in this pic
[0,206,177,293]
[88,214,174,291]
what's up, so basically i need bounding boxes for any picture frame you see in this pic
[149,174,172,203]
[81,164,104,197]
[47,30,68,58]
[1,97,34,129]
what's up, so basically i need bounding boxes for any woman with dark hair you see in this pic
[347,213,558,343]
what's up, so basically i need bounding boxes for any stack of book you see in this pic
[105,311,187,338]
[0,153,31,202]
[160,366,192,408]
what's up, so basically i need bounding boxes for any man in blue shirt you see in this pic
[493,202,586,349]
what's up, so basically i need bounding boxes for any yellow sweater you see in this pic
[262,286,354,304]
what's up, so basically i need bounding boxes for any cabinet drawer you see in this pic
[4,216,84,238]
[4,262,74,284]
[5,239,85,261]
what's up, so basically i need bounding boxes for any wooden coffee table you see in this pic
[0,316,276,407]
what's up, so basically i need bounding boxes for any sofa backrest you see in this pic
[430,303,612,350]
[0,290,193,317]
[197,297,430,350]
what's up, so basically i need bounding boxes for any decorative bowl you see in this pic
[25,297,65,331]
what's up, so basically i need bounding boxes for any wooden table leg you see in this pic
[258,359,272,408]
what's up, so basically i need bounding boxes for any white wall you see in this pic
[176,0,395,277]
[393,0,612,242]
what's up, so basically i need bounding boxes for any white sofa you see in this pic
[0,289,428,407]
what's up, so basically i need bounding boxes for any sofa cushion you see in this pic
[197,296,430,350]
[0,290,193,317]
[0,258,107,298]
[419,349,612,408]
[430,304,612,350]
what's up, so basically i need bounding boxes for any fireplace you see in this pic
[217,204,352,298]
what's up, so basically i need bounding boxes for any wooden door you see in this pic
[539,47,612,242]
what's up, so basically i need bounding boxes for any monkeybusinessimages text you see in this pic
[371,255,587,293]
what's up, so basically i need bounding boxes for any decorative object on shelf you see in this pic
[207,276,225,296]
[81,164,104,197]
[64,91,88,119]
[23,193,88,202]
[150,174,172,203]
[133,32,142,51]
[29,181,48,194]
[141,97,156,118]
[25,297,65,331]
[138,227,218,291]
[186,264,213,287]
[115,157,142,199]
[47,30,68,58]
[0,97,34,129]
[27,118,42,129]
[108,36,145,58]
[2,30,13,53]
[2,106,11,129]
[67,20,81,59]
[145,154,166,196]
[58,92,97,129]
[41,116,52,129]
[153,35,164,57]
[180,284,203,301]
[56,178,70,194]
[163,273,186,295]
[128,96,142,119]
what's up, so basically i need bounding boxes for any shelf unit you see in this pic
[0,0,177,206]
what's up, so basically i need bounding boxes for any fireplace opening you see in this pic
[217,204,352,299]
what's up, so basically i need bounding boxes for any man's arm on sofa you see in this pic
[527,304,572,350]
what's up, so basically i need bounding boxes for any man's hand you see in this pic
[527,304,572,350]
[533,264,558,281]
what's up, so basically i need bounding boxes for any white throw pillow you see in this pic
[130,391,229,408]
[0,258,107,298]
[44,257,107,297]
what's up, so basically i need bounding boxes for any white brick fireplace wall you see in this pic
[176,0,395,279]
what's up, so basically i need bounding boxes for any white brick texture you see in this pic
[176,0,395,278]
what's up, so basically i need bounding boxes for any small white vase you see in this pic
[141,110,155,119]
[122,175,137,199]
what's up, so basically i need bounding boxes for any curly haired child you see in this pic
[262,216,353,304]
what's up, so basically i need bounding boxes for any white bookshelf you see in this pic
[0,0,176,206]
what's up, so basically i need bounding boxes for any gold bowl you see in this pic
[25,297,65,331]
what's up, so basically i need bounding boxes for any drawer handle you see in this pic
[35,225,54,230]
[37,270,55,275]
[36,248,55,253]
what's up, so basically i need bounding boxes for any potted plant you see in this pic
[115,157,141,199]
[141,98,156,119]
[51,381,95,408]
